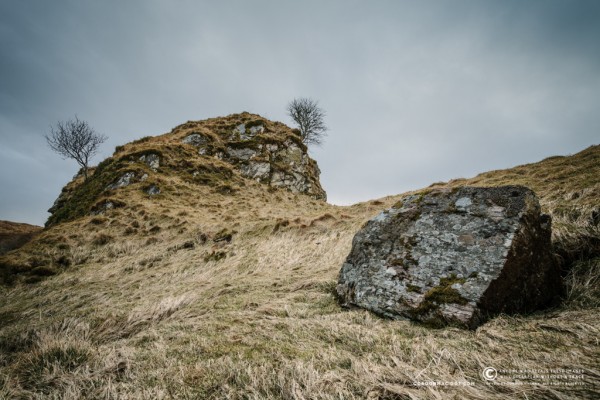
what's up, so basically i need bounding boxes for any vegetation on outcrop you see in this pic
[0,115,598,399]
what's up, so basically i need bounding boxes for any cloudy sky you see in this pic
[1,0,599,226]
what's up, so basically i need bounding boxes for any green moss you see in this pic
[439,274,467,287]
[425,285,468,305]
[408,274,468,320]
[392,200,404,209]
[407,284,421,293]
[45,157,130,226]
[414,189,432,204]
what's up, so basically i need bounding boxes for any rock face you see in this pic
[179,115,326,200]
[337,186,562,329]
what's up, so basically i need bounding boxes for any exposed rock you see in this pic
[232,123,264,140]
[182,133,209,147]
[240,161,271,181]
[107,172,136,190]
[249,124,264,134]
[337,186,562,329]
[90,199,125,215]
[139,154,160,171]
[145,185,160,196]
[266,144,278,153]
[227,147,259,161]
[271,171,312,194]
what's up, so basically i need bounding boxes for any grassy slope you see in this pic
[0,132,598,398]
[0,221,42,256]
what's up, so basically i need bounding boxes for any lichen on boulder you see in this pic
[337,186,563,329]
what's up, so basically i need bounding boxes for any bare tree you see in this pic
[45,116,107,180]
[287,98,327,146]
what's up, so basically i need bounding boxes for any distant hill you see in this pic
[0,220,41,255]
[0,114,597,399]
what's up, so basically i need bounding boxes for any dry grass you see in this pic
[0,129,598,398]
[0,220,42,255]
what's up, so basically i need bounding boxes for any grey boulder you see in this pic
[337,186,562,329]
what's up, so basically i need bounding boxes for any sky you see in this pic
[1,0,599,226]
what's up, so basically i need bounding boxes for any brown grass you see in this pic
[0,220,42,255]
[0,131,598,398]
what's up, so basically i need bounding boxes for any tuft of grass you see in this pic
[565,257,600,308]
[92,233,113,246]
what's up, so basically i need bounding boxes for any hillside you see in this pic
[0,221,41,256]
[0,115,598,399]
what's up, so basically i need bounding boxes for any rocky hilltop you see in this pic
[47,112,325,227]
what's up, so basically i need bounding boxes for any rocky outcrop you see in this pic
[337,186,562,329]
[106,172,136,190]
[139,153,160,171]
[46,113,326,227]
[179,115,326,200]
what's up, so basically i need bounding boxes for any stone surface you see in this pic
[146,185,160,196]
[337,186,562,329]
[139,154,160,171]
[90,200,115,215]
[106,172,136,190]
[226,146,259,161]
[240,161,271,181]
[270,171,312,194]
[232,123,264,140]
[182,133,209,147]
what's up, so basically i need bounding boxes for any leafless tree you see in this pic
[45,116,107,180]
[287,98,327,146]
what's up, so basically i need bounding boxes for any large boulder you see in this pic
[337,186,563,329]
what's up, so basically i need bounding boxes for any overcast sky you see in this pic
[1,0,599,226]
